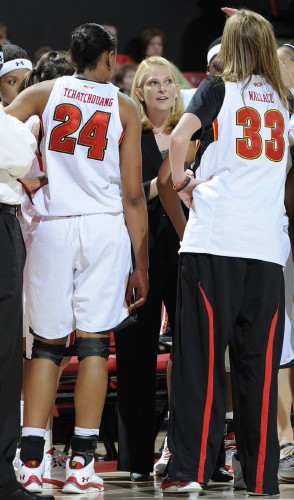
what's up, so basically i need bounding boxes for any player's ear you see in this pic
[106,50,115,71]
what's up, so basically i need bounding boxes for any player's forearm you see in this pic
[170,133,190,185]
[289,220,294,263]
[157,174,186,240]
[123,196,149,270]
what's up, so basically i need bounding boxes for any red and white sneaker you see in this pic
[154,437,171,476]
[224,431,237,474]
[43,447,67,489]
[17,458,45,493]
[62,457,104,494]
[160,477,202,493]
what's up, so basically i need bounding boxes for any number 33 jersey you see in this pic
[181,75,291,266]
[34,75,124,216]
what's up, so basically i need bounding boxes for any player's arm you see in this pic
[118,93,149,309]
[170,113,206,208]
[157,141,195,239]
[285,151,294,260]
[5,81,54,195]
[4,79,55,122]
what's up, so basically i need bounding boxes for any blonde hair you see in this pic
[130,56,184,133]
[219,9,290,108]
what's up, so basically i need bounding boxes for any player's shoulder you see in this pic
[118,92,140,128]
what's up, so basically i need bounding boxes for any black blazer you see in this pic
[141,129,181,268]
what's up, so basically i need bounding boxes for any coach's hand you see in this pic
[126,268,149,311]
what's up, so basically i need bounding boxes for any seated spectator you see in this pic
[0,21,12,44]
[139,27,193,89]
[101,23,136,79]
[32,45,53,66]
[115,63,136,96]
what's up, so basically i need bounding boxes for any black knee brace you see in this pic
[31,338,65,366]
[20,436,45,464]
[75,337,109,362]
[70,434,98,466]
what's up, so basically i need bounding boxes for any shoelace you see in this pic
[280,450,294,463]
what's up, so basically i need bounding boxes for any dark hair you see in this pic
[70,23,116,72]
[207,36,222,52]
[3,44,29,62]
[140,28,166,57]
[19,50,75,92]
[281,40,294,61]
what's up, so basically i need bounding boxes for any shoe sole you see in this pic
[162,483,202,493]
[62,482,104,494]
[43,479,65,489]
[19,478,43,494]
[247,493,280,496]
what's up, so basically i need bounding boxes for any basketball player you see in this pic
[5,23,148,495]
[161,9,292,495]
[0,45,54,500]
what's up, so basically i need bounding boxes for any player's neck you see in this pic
[78,68,111,83]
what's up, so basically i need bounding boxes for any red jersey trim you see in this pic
[197,284,214,483]
[255,306,279,493]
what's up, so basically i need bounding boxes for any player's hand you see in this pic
[17,176,48,194]
[125,267,149,311]
[221,7,238,16]
[177,178,208,208]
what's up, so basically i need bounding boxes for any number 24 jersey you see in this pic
[33,75,124,216]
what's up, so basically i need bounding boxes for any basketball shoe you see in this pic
[62,457,104,494]
[42,447,67,489]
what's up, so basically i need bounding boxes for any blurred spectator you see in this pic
[101,23,136,78]
[32,45,53,66]
[139,28,193,89]
[115,63,136,96]
[0,21,12,45]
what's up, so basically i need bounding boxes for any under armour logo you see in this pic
[20,475,25,480]
[82,477,89,482]
[16,61,24,66]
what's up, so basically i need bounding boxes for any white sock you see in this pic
[226,412,233,420]
[20,401,24,428]
[44,429,53,451]
[22,427,46,438]
[74,426,99,437]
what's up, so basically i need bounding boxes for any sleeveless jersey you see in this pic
[33,75,123,216]
[181,75,290,266]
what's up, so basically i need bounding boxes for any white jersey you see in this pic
[181,75,290,266]
[33,75,123,216]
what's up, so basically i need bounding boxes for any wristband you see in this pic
[173,175,192,192]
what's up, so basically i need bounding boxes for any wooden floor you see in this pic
[36,475,294,499]
[36,432,294,499]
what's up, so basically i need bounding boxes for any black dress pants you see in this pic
[114,262,178,473]
[168,253,284,495]
[0,213,25,493]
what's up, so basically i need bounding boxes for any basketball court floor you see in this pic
[35,431,294,499]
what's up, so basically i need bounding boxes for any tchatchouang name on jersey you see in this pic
[248,91,274,103]
[63,88,113,106]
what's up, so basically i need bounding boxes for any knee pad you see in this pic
[71,434,98,466]
[31,338,65,366]
[76,337,109,362]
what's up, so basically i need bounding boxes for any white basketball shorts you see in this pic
[24,213,132,339]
